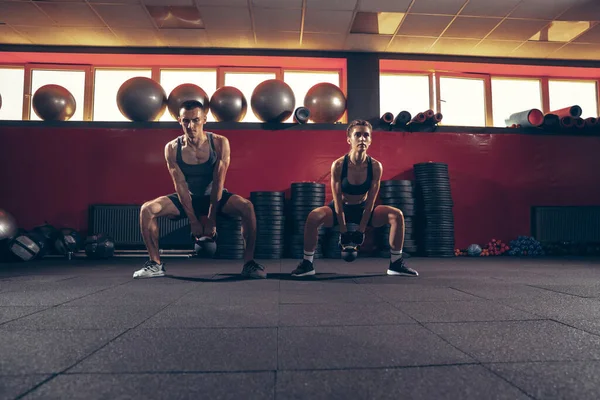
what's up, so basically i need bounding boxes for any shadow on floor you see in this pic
[166,272,387,282]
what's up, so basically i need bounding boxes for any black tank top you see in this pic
[176,132,217,196]
[340,154,372,195]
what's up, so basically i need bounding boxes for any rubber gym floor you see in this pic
[1,256,600,399]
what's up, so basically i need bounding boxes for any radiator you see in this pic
[531,206,600,242]
[89,205,191,249]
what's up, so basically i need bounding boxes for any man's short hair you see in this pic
[347,119,372,137]
[179,100,205,116]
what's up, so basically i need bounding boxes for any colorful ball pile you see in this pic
[508,236,545,256]
[484,238,510,256]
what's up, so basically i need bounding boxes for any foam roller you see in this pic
[505,108,544,128]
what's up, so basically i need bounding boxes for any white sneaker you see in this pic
[133,260,166,279]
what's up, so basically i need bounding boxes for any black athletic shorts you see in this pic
[328,201,374,226]
[167,189,234,221]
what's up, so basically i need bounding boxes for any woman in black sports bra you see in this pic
[291,119,418,278]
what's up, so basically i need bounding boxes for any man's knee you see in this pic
[141,201,160,219]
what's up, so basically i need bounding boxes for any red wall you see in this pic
[1,126,600,248]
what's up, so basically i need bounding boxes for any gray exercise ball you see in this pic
[117,77,167,122]
[167,83,210,120]
[250,79,295,123]
[304,82,347,123]
[0,209,17,240]
[32,84,76,121]
[210,86,247,122]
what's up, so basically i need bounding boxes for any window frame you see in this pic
[545,77,600,117]
[0,65,26,121]
[489,76,544,127]
[378,70,435,118]
[435,72,492,127]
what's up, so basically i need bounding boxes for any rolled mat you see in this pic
[293,107,310,124]
[549,105,582,118]
[411,112,427,124]
[430,112,443,124]
[423,109,435,119]
[585,117,597,127]
[574,117,586,129]
[380,112,394,125]
[560,116,575,128]
[392,111,412,127]
[543,114,560,129]
[505,108,544,128]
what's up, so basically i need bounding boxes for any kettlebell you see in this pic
[194,236,217,258]
[341,246,358,262]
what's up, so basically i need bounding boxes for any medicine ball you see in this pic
[7,230,46,261]
[55,228,82,256]
[194,236,217,258]
[32,223,60,256]
[85,233,115,259]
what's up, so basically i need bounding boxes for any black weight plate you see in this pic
[380,180,413,187]
[252,200,285,208]
[255,247,285,253]
[379,189,413,198]
[290,201,326,208]
[256,216,285,223]
[254,254,283,259]
[254,205,285,212]
[256,226,286,233]
[290,193,326,201]
[291,182,326,188]
[413,162,448,169]
[250,191,285,198]
[256,238,285,245]
[379,193,415,200]
[256,230,286,237]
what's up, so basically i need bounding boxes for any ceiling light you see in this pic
[530,21,591,42]
[351,12,405,35]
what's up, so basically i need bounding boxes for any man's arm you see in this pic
[330,159,347,233]
[358,161,382,233]
[207,135,231,221]
[165,142,199,224]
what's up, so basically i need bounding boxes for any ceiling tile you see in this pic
[87,0,141,4]
[573,23,600,43]
[509,0,575,20]
[253,8,301,31]
[396,14,453,37]
[557,1,600,21]
[112,28,165,46]
[410,0,467,15]
[256,31,301,48]
[92,4,156,28]
[487,19,551,41]
[143,0,194,5]
[304,10,353,34]
[0,2,54,25]
[358,0,412,13]
[301,32,346,49]
[252,0,302,8]
[35,3,105,27]
[552,42,600,60]
[345,34,392,51]
[194,0,248,5]
[470,39,524,56]
[460,0,521,17]
[387,35,437,53]
[61,27,122,46]
[198,7,252,31]
[0,25,31,44]
[442,16,501,39]
[208,30,255,47]
[530,21,593,42]
[11,26,79,45]
[428,37,480,54]
[306,0,356,11]
[146,6,204,29]
[160,29,210,47]
[510,41,566,58]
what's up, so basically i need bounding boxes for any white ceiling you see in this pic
[1,0,600,60]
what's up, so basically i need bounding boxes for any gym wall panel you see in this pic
[1,126,600,248]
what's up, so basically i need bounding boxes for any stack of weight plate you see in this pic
[215,214,244,259]
[286,182,326,259]
[375,180,417,257]
[251,191,285,259]
[413,162,455,257]
[324,222,359,259]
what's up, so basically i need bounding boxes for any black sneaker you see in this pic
[387,257,418,276]
[241,260,267,279]
[291,260,315,277]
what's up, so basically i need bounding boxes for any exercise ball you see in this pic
[210,86,247,122]
[0,209,17,240]
[32,84,76,121]
[167,83,209,120]
[250,79,295,123]
[117,77,167,122]
[304,82,347,123]
[194,236,217,258]
[7,230,45,261]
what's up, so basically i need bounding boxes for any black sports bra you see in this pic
[340,154,372,195]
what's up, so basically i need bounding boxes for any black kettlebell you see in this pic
[193,233,218,258]
[341,245,358,262]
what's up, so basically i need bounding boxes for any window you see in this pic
[93,69,152,121]
[30,69,86,121]
[491,78,542,127]
[380,73,431,118]
[0,68,25,120]
[223,72,277,123]
[159,69,217,122]
[439,76,487,127]
[549,80,598,118]
[283,71,341,122]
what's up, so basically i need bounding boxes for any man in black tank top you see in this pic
[291,119,418,278]
[134,100,266,279]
